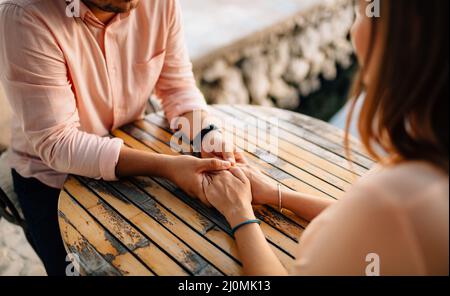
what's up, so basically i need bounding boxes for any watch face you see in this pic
[191,125,221,154]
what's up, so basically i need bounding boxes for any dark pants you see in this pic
[12,169,68,276]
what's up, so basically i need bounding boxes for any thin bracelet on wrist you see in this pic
[231,219,261,237]
[277,183,284,214]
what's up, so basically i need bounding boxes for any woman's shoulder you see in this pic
[356,161,448,205]
[340,161,449,274]
[293,161,449,275]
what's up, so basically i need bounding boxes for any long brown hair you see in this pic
[346,0,449,173]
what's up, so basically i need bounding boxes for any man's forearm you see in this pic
[115,145,174,179]
[176,110,212,139]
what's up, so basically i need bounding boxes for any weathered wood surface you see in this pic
[58,105,371,276]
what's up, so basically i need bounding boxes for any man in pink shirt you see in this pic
[0,0,239,275]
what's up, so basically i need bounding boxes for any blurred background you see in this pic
[0,0,356,275]
[182,0,356,121]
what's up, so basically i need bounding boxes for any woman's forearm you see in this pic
[230,189,335,275]
[281,189,336,221]
[115,145,174,179]
[234,224,288,275]
[262,187,336,221]
[227,209,288,276]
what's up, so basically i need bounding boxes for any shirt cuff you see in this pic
[99,137,124,181]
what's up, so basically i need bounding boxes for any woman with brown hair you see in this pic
[203,0,449,275]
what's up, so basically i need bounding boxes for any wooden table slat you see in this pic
[129,118,307,227]
[245,105,369,154]
[207,108,349,196]
[133,118,309,236]
[59,105,370,276]
[107,179,243,275]
[234,105,374,168]
[115,124,301,257]
[64,177,191,275]
[130,177,239,254]
[234,104,371,158]
[131,177,296,267]
[58,215,124,276]
[211,106,361,183]
[73,176,228,276]
[217,105,370,175]
[131,176,215,235]
[144,114,336,200]
[221,106,370,171]
[138,115,336,243]
[59,191,154,276]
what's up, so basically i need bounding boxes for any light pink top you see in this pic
[292,162,449,275]
[0,0,207,189]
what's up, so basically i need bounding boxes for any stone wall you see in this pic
[194,0,355,110]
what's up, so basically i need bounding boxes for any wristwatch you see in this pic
[191,124,221,158]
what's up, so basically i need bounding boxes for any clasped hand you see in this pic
[201,160,279,228]
[169,154,278,228]
[167,130,277,227]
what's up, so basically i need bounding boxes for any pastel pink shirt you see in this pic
[0,0,207,188]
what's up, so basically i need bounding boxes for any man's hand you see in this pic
[164,155,232,206]
[201,130,246,165]
[175,110,246,165]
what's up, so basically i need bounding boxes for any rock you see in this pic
[200,60,250,105]
[269,79,300,109]
[221,67,249,104]
[318,21,335,46]
[284,58,310,85]
[242,45,264,59]
[0,219,46,276]
[322,58,338,81]
[0,249,25,276]
[241,55,272,106]
[334,38,354,68]
[195,0,355,108]
[268,38,291,80]
[23,261,46,276]
[309,51,327,77]
[299,77,321,97]
[297,27,322,59]
[202,59,229,83]
[209,66,249,105]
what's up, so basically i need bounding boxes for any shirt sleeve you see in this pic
[0,4,123,181]
[155,0,207,129]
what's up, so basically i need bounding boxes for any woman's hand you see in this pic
[237,164,278,206]
[203,167,255,227]
[164,155,232,206]
[203,166,288,276]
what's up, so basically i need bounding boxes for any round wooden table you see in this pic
[58,105,374,276]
